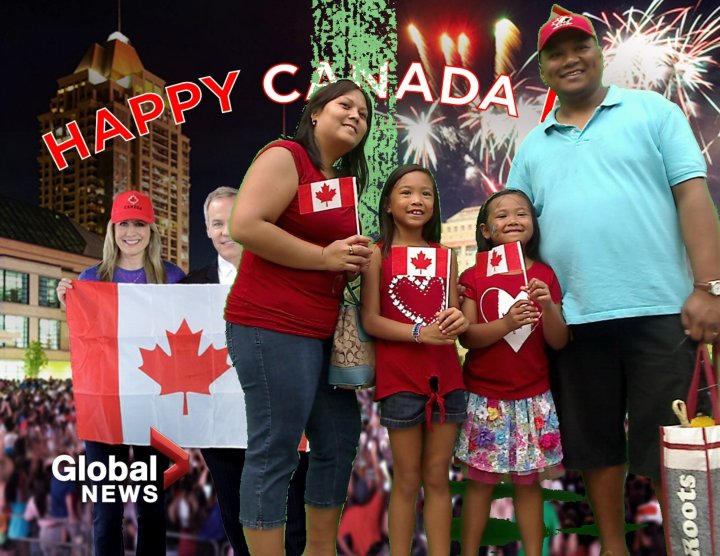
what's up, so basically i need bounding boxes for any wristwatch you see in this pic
[694,280,720,296]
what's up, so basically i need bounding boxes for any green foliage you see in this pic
[558,523,646,536]
[311,0,398,238]
[450,480,644,546]
[23,340,48,378]
[450,481,586,503]
[451,517,534,547]
[539,488,587,503]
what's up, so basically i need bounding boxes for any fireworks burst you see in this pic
[396,102,446,169]
[594,0,720,119]
[495,18,521,77]
[398,1,720,198]
[460,106,516,167]
[441,33,455,65]
[408,23,438,96]
[478,168,503,196]
[458,33,471,66]
[460,83,544,181]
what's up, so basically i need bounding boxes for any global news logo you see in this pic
[51,428,190,503]
[52,454,159,504]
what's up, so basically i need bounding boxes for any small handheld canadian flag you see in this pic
[391,246,451,309]
[391,246,450,279]
[297,177,359,233]
[477,241,527,284]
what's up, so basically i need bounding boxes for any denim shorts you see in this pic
[379,389,467,429]
[226,323,361,529]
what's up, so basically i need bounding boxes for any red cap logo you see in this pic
[551,16,574,29]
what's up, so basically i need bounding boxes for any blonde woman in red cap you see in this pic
[57,190,184,556]
[58,191,185,286]
[508,4,720,556]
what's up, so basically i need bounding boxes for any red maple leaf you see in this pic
[490,250,504,268]
[315,183,337,206]
[138,320,230,416]
[411,251,433,271]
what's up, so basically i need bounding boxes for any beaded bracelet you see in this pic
[412,322,423,343]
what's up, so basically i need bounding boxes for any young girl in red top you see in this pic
[361,164,468,555]
[455,189,569,556]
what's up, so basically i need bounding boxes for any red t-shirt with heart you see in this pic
[224,140,355,338]
[374,243,464,401]
[459,260,562,400]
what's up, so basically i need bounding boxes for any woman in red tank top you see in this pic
[224,79,374,555]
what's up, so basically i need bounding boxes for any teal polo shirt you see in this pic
[507,85,706,325]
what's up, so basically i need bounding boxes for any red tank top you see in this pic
[374,243,464,405]
[224,140,357,338]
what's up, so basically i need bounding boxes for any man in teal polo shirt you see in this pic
[507,4,720,555]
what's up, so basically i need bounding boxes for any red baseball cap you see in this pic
[110,191,155,224]
[538,4,597,52]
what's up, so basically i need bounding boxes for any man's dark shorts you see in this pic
[550,314,705,482]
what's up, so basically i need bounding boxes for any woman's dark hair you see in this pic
[292,79,374,193]
[378,164,442,257]
[476,189,541,260]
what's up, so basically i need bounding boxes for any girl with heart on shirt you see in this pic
[361,164,468,555]
[454,189,570,556]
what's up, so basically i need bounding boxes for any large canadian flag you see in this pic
[391,246,450,279]
[298,177,357,214]
[67,282,246,448]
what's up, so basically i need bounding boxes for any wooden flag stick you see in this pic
[352,177,361,235]
[445,248,451,310]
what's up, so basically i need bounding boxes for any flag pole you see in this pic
[446,248,451,310]
[352,177,361,235]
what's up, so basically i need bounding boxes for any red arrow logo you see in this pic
[150,427,189,489]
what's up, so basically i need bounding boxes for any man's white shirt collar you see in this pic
[217,255,238,286]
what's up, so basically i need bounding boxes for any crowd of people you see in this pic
[2,3,718,555]
[0,380,669,555]
[0,379,240,555]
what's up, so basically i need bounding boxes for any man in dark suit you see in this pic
[184,186,243,286]
[183,186,308,556]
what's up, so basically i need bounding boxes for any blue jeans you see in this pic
[199,447,309,555]
[226,323,361,529]
[84,441,167,556]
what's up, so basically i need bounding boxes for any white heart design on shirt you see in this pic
[388,275,446,325]
[479,288,536,352]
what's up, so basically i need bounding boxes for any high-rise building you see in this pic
[38,31,190,270]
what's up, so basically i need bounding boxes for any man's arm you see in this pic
[673,177,720,342]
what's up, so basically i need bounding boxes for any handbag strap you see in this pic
[343,281,361,307]
[686,341,719,421]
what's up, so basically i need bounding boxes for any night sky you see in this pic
[3,0,718,268]
[3,0,312,268]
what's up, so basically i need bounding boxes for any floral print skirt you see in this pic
[455,390,563,484]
